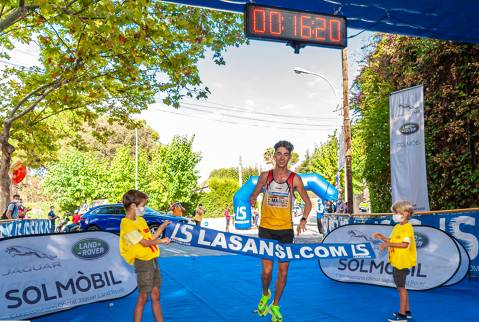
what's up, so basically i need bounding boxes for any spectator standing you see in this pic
[194,204,205,226]
[47,205,58,232]
[170,201,185,217]
[224,205,231,232]
[2,194,20,220]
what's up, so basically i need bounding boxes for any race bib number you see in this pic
[267,192,289,208]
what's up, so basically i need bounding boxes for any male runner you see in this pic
[250,140,312,322]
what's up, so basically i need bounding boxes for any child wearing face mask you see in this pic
[119,190,171,322]
[372,200,417,322]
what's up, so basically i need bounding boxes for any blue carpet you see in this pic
[33,255,478,322]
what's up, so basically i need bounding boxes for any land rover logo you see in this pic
[414,232,429,249]
[399,123,419,135]
[72,238,109,260]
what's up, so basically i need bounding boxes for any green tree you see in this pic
[43,150,106,211]
[200,177,238,217]
[148,135,201,210]
[105,146,151,204]
[352,35,479,211]
[0,1,245,208]
[298,135,338,184]
[209,166,258,185]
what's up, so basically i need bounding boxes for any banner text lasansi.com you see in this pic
[165,223,375,261]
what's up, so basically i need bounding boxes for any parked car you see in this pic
[79,204,189,234]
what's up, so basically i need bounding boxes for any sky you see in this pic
[6,23,373,182]
[141,29,373,181]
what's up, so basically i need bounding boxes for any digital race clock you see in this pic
[244,4,347,50]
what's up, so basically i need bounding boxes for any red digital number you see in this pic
[329,18,341,42]
[253,9,266,33]
[314,17,326,41]
[300,15,312,39]
[269,11,282,35]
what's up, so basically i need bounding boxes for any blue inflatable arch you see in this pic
[233,173,338,229]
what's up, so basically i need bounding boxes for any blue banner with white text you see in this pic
[165,223,375,261]
[0,219,52,239]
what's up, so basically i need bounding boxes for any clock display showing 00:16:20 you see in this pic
[246,7,346,47]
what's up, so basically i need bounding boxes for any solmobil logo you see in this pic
[399,122,419,135]
[72,238,109,260]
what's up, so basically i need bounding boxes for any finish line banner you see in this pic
[319,224,469,290]
[0,232,136,320]
[165,223,375,261]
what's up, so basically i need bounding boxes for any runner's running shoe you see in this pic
[269,304,283,322]
[256,290,271,316]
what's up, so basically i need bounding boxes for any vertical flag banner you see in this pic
[390,85,430,211]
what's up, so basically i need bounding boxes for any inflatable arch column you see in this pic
[233,173,338,229]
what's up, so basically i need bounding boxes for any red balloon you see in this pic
[12,163,27,185]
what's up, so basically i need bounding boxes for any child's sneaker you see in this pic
[388,312,408,322]
[256,290,271,316]
[394,311,413,319]
[269,304,283,322]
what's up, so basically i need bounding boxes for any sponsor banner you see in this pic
[165,223,375,261]
[0,220,52,239]
[319,224,467,290]
[0,232,136,320]
[322,210,479,276]
[444,237,470,286]
[390,85,430,211]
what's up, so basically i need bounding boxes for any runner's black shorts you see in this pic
[258,227,294,244]
[393,267,409,288]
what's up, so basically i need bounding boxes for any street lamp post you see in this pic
[294,58,353,213]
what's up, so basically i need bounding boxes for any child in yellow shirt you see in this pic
[372,200,417,322]
[119,190,171,322]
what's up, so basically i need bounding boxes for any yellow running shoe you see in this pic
[256,290,271,316]
[269,304,283,322]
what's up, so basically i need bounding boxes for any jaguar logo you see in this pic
[6,246,57,260]
[72,238,109,260]
[399,122,419,135]
[347,230,373,242]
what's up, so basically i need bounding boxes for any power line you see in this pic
[177,103,338,127]
[181,99,339,120]
[151,107,336,132]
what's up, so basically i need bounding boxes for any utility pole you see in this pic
[135,128,138,190]
[342,48,353,213]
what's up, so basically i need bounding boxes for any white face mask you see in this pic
[136,206,146,216]
[392,214,404,223]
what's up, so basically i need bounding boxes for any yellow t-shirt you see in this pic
[388,223,417,269]
[119,216,159,265]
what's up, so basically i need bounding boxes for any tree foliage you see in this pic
[199,177,238,217]
[42,133,201,212]
[43,149,106,211]
[352,35,479,211]
[0,0,245,207]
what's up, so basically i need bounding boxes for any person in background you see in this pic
[47,205,58,232]
[2,194,20,220]
[316,199,325,237]
[194,204,205,226]
[17,199,31,220]
[224,205,231,232]
[169,201,185,217]
[72,209,81,225]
